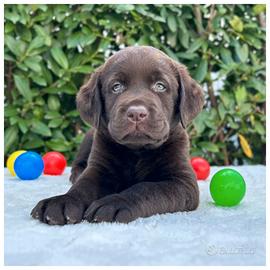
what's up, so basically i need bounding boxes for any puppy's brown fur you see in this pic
[31,46,204,225]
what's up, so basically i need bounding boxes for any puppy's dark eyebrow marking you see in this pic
[105,73,130,87]
[149,70,171,83]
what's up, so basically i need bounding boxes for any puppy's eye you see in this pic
[153,82,166,92]
[112,82,125,94]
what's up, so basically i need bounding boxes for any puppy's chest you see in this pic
[118,156,163,189]
[119,158,150,187]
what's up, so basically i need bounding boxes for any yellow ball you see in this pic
[6,150,26,176]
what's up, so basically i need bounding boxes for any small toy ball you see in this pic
[191,157,210,180]
[42,151,67,175]
[6,150,26,176]
[210,168,246,207]
[14,151,44,180]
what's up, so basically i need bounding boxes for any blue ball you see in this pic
[14,151,44,180]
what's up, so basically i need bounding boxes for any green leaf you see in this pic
[81,5,94,12]
[61,120,70,129]
[14,74,32,101]
[33,25,52,46]
[19,26,32,42]
[48,118,63,128]
[5,22,15,33]
[4,53,15,61]
[179,31,189,49]
[5,11,20,24]
[244,34,262,50]
[5,106,18,117]
[177,52,197,60]
[62,84,77,95]
[238,103,252,115]
[253,4,266,15]
[4,126,18,154]
[115,4,135,12]
[45,139,72,152]
[23,137,44,149]
[135,6,166,22]
[40,64,53,85]
[254,121,265,135]
[5,35,25,57]
[246,79,265,93]
[199,142,219,153]
[47,95,61,111]
[45,111,61,119]
[67,32,96,49]
[187,38,205,53]
[27,36,45,53]
[31,75,47,86]
[167,15,177,32]
[24,57,42,73]
[66,110,79,117]
[47,58,63,77]
[193,114,206,133]
[70,65,93,74]
[218,103,227,120]
[229,16,244,32]
[18,119,28,134]
[220,91,233,109]
[166,32,177,47]
[50,47,69,69]
[17,63,28,72]
[194,59,207,82]
[235,86,247,105]
[253,92,265,103]
[31,119,52,137]
[228,116,239,129]
[220,48,234,65]
[45,82,77,95]
[10,116,19,125]
[177,18,187,33]
[235,43,249,63]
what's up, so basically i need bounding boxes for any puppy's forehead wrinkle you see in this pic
[104,61,173,83]
[103,46,172,77]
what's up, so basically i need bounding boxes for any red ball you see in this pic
[42,152,67,175]
[191,157,210,180]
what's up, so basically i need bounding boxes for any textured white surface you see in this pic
[4,166,265,266]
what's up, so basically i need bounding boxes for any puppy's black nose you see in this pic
[127,105,148,123]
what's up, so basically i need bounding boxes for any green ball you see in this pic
[210,169,246,207]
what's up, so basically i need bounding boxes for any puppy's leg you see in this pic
[70,129,94,184]
[31,132,119,225]
[31,166,116,225]
[84,163,199,223]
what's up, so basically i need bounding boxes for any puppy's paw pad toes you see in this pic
[31,211,39,219]
[66,216,78,224]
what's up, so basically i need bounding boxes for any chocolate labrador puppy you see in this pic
[31,46,204,225]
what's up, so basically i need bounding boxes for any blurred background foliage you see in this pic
[4,4,266,165]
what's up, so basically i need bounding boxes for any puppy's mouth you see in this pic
[108,120,170,148]
[122,126,153,140]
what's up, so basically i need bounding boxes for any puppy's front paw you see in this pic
[84,194,137,224]
[31,194,86,225]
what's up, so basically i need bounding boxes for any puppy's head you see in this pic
[77,46,204,149]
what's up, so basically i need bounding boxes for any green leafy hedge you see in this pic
[4,4,266,165]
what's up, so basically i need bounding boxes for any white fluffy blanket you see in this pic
[4,165,265,266]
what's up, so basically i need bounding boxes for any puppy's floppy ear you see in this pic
[173,61,204,128]
[76,65,104,128]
